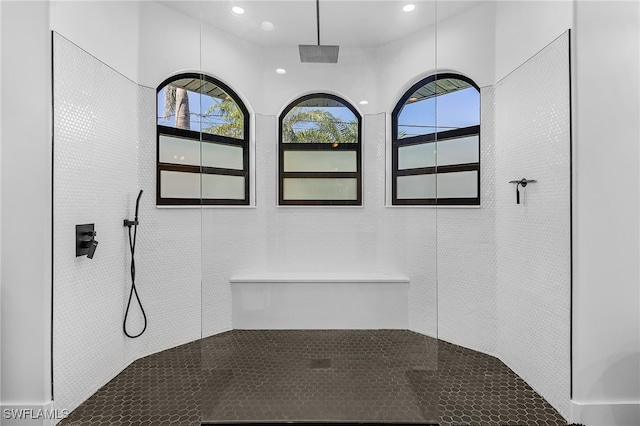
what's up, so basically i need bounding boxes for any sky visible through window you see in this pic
[157,88,234,132]
[158,87,479,139]
[398,87,479,138]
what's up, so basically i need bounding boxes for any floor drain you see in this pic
[309,358,332,369]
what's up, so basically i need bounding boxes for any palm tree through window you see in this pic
[279,94,362,206]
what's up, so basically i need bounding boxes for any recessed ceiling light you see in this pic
[409,97,418,102]
[276,68,287,75]
[359,100,369,105]
[261,21,275,31]
[231,6,245,15]
[402,4,416,13]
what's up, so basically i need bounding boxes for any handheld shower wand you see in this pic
[124,189,143,227]
[123,190,147,338]
[135,189,142,223]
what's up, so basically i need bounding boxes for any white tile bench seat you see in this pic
[230,272,410,329]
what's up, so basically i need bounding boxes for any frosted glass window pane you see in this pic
[160,170,201,199]
[284,151,357,172]
[159,135,200,166]
[437,171,478,198]
[437,135,479,166]
[283,178,357,200]
[397,174,436,199]
[398,143,435,170]
[202,174,245,200]
[202,142,243,170]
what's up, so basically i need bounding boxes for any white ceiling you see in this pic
[160,0,484,48]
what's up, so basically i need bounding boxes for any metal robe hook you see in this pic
[508,178,537,204]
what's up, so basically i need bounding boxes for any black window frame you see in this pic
[391,72,481,206]
[278,93,362,206]
[156,72,250,206]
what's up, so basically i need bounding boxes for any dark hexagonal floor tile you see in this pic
[58,330,569,426]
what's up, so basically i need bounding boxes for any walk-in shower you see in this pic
[50,1,573,425]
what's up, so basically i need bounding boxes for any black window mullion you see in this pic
[200,166,246,177]
[158,125,200,140]
[201,132,247,146]
[159,163,200,174]
[159,164,249,178]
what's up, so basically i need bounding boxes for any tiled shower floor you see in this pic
[59,330,568,426]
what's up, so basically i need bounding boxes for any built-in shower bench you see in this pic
[230,272,409,329]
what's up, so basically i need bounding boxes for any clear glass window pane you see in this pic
[398,143,435,170]
[284,151,357,172]
[157,77,244,139]
[283,178,358,200]
[397,174,436,199]
[201,174,245,200]
[435,86,480,131]
[157,86,201,132]
[160,170,201,199]
[201,97,244,139]
[437,171,478,198]
[282,98,358,144]
[436,135,479,166]
[159,135,201,166]
[202,142,244,170]
[397,98,436,139]
[397,78,479,139]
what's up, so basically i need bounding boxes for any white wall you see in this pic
[377,1,495,113]
[50,0,140,83]
[572,1,640,425]
[0,0,53,422]
[495,0,573,82]
[496,32,572,418]
[258,46,379,115]
[436,1,496,88]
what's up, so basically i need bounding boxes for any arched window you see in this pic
[392,73,480,205]
[279,93,362,206]
[156,73,249,205]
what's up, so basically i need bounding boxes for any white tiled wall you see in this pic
[53,33,137,414]
[133,83,202,358]
[436,86,497,355]
[53,34,202,417]
[495,32,571,418]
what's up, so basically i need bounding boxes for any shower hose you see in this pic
[124,190,147,338]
